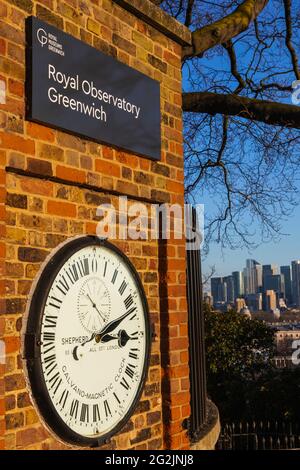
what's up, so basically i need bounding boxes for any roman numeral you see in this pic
[103,261,107,277]
[113,392,121,404]
[49,373,61,394]
[77,259,89,277]
[120,377,130,390]
[118,280,127,296]
[104,400,111,417]
[129,349,139,360]
[43,354,57,375]
[44,316,58,328]
[59,389,69,409]
[80,403,89,423]
[124,294,133,310]
[93,404,100,422]
[57,275,69,296]
[48,296,62,310]
[111,269,118,284]
[125,364,135,379]
[67,265,79,284]
[70,399,79,419]
[91,257,98,273]
[42,331,55,342]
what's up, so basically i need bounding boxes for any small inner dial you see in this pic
[77,276,111,333]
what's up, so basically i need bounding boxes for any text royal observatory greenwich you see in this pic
[47,64,142,123]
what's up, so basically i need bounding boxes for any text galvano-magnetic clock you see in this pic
[23,236,151,447]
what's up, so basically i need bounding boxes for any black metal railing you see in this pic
[217,421,300,450]
[185,207,207,441]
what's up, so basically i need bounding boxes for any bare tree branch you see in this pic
[283,0,300,79]
[183,92,300,128]
[185,0,195,27]
[183,0,269,59]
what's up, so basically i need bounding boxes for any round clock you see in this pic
[23,236,151,447]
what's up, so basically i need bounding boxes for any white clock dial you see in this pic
[26,239,150,445]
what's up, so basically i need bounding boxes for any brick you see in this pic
[0,133,34,155]
[27,157,52,176]
[18,246,48,262]
[134,171,153,185]
[151,161,170,177]
[7,42,23,64]
[16,427,48,447]
[36,5,63,29]
[87,18,100,35]
[17,279,32,295]
[147,411,161,426]
[0,21,24,45]
[5,336,20,353]
[9,0,32,13]
[25,409,39,425]
[148,54,167,73]
[112,33,136,56]
[26,122,55,142]
[19,213,51,231]
[20,178,53,196]
[6,193,27,209]
[7,115,24,134]
[5,373,25,392]
[8,152,25,169]
[57,132,85,152]
[151,189,170,203]
[8,79,23,97]
[5,412,24,430]
[56,165,85,183]
[130,428,151,445]
[144,272,157,283]
[45,233,67,248]
[38,143,64,161]
[5,298,26,314]
[93,37,117,58]
[95,159,120,178]
[132,30,153,52]
[47,200,76,218]
[148,438,162,450]
[85,192,110,206]
[5,395,16,411]
[17,392,31,408]
[0,57,24,80]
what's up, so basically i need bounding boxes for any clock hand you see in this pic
[101,329,133,347]
[86,293,105,321]
[94,307,136,343]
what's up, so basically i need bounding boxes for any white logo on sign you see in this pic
[37,28,48,47]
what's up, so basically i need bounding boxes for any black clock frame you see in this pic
[23,236,152,447]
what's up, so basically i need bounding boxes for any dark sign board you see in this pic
[26,16,161,160]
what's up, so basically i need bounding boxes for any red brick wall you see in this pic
[0,0,190,450]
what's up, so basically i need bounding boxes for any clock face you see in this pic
[23,237,151,447]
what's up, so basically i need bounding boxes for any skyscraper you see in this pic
[262,264,278,292]
[264,274,285,298]
[292,261,300,307]
[232,271,244,298]
[211,277,226,304]
[244,259,261,295]
[224,275,234,303]
[280,266,292,306]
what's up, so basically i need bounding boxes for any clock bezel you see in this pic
[23,235,152,447]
